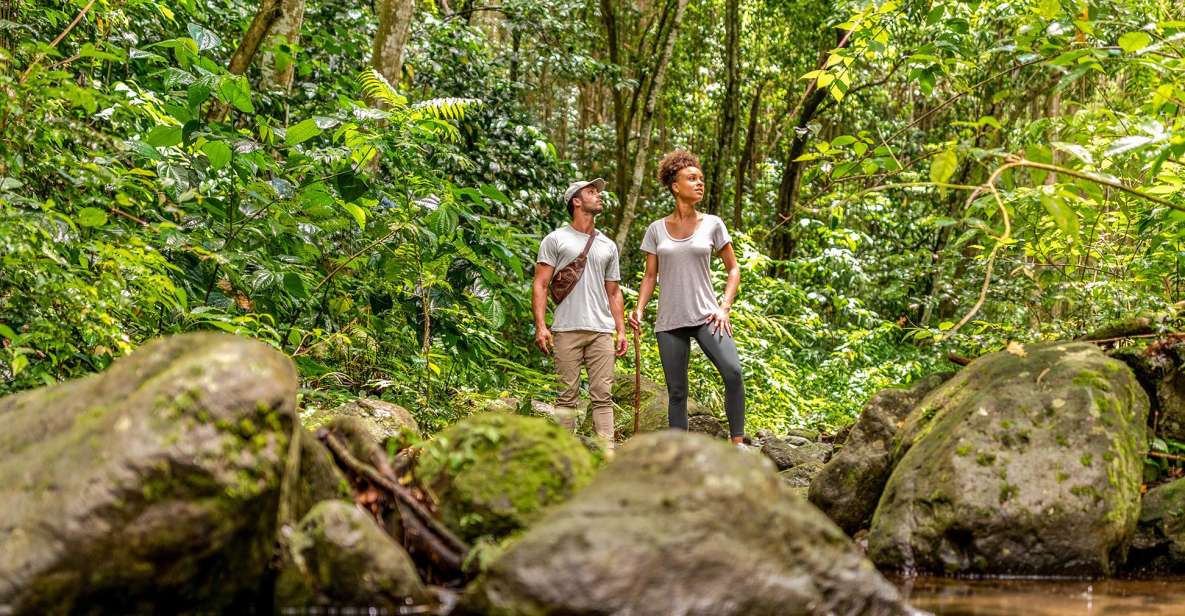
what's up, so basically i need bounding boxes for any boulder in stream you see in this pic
[868,342,1148,575]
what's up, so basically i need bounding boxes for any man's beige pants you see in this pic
[553,331,615,447]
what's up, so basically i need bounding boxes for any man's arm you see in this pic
[532,263,555,353]
[605,280,627,356]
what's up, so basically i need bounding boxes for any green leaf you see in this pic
[1118,31,1152,53]
[11,354,28,376]
[831,135,858,147]
[0,323,16,340]
[217,75,254,113]
[187,23,221,52]
[341,201,367,228]
[1041,194,1080,242]
[929,148,959,186]
[78,207,108,227]
[202,141,232,170]
[285,119,322,146]
[145,125,182,147]
[335,170,368,202]
[1035,0,1061,19]
[283,273,310,299]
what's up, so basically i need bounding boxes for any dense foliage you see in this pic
[3,0,1184,435]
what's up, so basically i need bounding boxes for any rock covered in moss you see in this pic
[1111,340,1185,442]
[290,430,352,522]
[761,439,832,471]
[275,500,429,610]
[688,414,728,439]
[869,342,1148,575]
[1129,477,1185,571]
[809,374,950,534]
[0,332,297,613]
[781,462,824,498]
[304,398,420,441]
[459,431,913,616]
[415,413,595,542]
[613,372,710,438]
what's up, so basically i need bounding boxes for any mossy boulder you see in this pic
[275,500,429,610]
[781,462,824,498]
[688,414,727,439]
[290,430,352,522]
[868,342,1148,575]
[809,374,950,534]
[1128,477,1185,571]
[0,332,297,613]
[458,431,913,616]
[415,413,596,543]
[761,440,832,471]
[613,372,711,438]
[304,398,419,441]
[1111,340,1185,442]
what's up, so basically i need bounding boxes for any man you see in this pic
[532,178,627,451]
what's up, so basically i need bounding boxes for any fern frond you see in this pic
[358,69,407,108]
[410,97,483,121]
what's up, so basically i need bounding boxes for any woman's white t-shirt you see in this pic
[640,214,732,332]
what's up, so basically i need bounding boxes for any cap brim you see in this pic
[589,178,606,191]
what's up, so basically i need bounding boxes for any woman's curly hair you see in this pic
[657,150,701,193]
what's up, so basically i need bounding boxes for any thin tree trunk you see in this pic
[732,80,764,231]
[260,0,305,91]
[600,0,631,205]
[612,0,691,250]
[206,0,282,121]
[372,0,416,87]
[704,0,739,216]
[771,29,854,261]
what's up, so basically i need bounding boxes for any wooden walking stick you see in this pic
[633,325,642,435]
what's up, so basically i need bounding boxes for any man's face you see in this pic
[574,186,603,214]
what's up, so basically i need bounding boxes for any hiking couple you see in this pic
[531,150,747,452]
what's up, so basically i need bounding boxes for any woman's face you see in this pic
[671,166,705,204]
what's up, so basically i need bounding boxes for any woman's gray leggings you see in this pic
[656,324,745,438]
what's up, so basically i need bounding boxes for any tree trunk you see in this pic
[732,80,764,231]
[771,29,854,261]
[611,0,691,250]
[207,0,282,121]
[260,0,305,91]
[372,0,416,88]
[704,0,739,216]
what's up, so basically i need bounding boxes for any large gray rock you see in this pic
[459,431,915,616]
[1112,341,1185,441]
[0,333,297,614]
[290,430,352,522]
[275,500,429,610]
[869,342,1148,575]
[809,374,950,534]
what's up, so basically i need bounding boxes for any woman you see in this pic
[628,150,746,446]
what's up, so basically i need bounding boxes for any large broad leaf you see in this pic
[187,23,221,52]
[285,118,322,146]
[202,141,232,170]
[1035,0,1061,19]
[340,201,367,229]
[335,169,368,202]
[78,207,108,227]
[145,125,182,147]
[1105,135,1153,157]
[930,148,959,187]
[1118,31,1152,54]
[1041,194,1080,243]
[217,75,254,113]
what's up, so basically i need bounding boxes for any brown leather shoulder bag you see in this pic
[549,230,597,305]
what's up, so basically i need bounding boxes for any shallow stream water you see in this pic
[895,575,1185,615]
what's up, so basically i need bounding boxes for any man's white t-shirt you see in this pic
[537,225,621,333]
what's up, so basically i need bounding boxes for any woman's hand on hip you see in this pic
[706,307,733,337]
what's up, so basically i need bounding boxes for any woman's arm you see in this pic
[629,252,659,332]
[706,243,740,336]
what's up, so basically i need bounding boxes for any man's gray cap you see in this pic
[562,178,606,205]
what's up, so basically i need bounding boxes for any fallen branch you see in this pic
[318,429,468,579]
[1147,450,1185,463]
[946,353,972,366]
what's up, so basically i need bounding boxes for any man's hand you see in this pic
[615,329,628,357]
[706,306,733,337]
[535,326,554,354]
